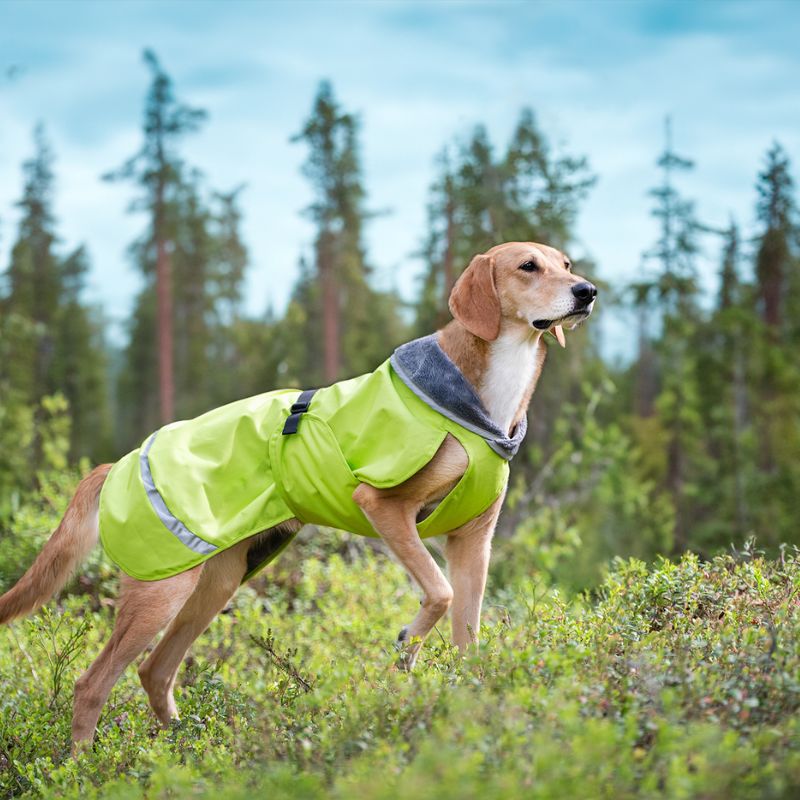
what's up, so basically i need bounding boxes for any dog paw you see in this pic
[394,626,419,671]
[394,626,409,650]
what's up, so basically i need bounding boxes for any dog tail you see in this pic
[0,464,113,625]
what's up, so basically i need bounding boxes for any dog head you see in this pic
[448,242,597,346]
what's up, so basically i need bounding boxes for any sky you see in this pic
[1,0,799,357]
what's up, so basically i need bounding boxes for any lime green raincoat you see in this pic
[99,344,520,582]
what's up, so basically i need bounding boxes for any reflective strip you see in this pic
[139,432,218,556]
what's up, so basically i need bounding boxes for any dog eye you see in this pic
[519,261,538,272]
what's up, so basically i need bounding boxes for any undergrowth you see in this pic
[0,495,798,798]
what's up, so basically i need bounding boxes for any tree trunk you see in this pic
[319,232,340,383]
[156,239,174,423]
[757,232,784,330]
[635,307,656,418]
[441,191,455,323]
[732,340,748,533]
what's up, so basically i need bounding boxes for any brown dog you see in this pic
[0,242,596,749]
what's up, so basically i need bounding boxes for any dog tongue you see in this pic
[548,324,566,348]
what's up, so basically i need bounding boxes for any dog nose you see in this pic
[572,282,597,304]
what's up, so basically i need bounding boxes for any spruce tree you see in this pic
[638,119,706,551]
[415,110,594,337]
[1,125,110,464]
[754,142,795,333]
[503,108,594,248]
[52,246,112,460]
[3,125,60,403]
[415,109,597,453]
[694,222,754,543]
[748,144,800,541]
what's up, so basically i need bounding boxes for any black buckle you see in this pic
[290,399,311,415]
[282,389,317,435]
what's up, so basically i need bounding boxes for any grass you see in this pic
[0,533,799,798]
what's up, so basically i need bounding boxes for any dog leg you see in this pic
[71,565,202,751]
[138,542,248,725]
[445,493,504,652]
[354,486,454,670]
[352,435,470,670]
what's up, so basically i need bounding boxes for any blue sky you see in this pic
[1,0,799,354]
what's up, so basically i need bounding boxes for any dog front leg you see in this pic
[353,484,453,670]
[444,493,504,652]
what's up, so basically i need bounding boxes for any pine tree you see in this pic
[105,49,206,427]
[291,81,405,385]
[107,50,252,445]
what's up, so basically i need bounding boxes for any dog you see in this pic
[0,241,596,750]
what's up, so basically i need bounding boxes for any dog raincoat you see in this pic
[99,335,527,581]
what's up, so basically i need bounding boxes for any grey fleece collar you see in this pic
[389,334,527,460]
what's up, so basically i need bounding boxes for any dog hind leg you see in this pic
[71,565,203,751]
[138,541,249,725]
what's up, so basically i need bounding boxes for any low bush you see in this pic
[1,525,798,798]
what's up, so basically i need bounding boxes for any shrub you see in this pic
[1,538,798,798]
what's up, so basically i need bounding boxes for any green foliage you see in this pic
[27,609,91,710]
[36,395,70,474]
[0,542,798,798]
[620,128,800,556]
[0,466,115,596]
[415,109,595,335]
[3,76,798,565]
[0,126,111,471]
[0,388,71,529]
[0,314,37,521]
[500,379,674,591]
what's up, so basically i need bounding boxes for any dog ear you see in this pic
[448,254,501,341]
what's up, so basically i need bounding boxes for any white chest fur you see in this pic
[479,334,540,435]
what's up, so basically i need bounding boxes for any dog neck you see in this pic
[437,320,547,435]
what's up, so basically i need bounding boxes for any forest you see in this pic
[1,48,799,798]
[3,50,799,585]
